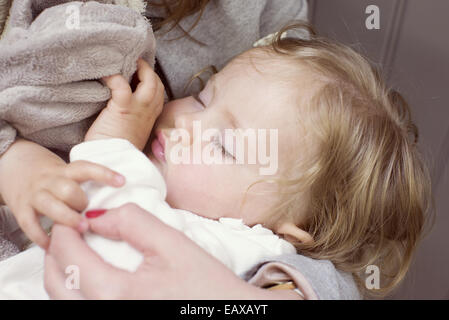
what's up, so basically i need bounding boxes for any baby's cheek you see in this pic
[165,163,214,211]
[164,162,250,220]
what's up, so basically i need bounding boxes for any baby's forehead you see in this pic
[220,49,319,166]
[219,48,319,112]
[226,48,317,86]
[226,48,284,74]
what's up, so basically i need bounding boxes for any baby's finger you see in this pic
[136,59,153,83]
[133,60,163,104]
[65,160,125,187]
[31,190,85,230]
[17,207,50,249]
[40,177,88,212]
[102,74,132,107]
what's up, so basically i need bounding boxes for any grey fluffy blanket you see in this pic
[0,0,156,155]
[0,206,19,262]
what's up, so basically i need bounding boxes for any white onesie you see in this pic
[0,138,295,299]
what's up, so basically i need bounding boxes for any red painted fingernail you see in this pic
[85,209,107,219]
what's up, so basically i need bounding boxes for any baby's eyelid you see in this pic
[192,93,206,108]
[199,82,213,104]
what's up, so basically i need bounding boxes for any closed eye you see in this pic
[212,135,234,159]
[192,92,206,108]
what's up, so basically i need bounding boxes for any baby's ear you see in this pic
[275,222,314,245]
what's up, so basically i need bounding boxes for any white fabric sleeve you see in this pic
[70,138,166,200]
[69,138,168,272]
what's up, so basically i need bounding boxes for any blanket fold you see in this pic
[0,0,156,154]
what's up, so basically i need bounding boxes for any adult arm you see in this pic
[44,203,302,300]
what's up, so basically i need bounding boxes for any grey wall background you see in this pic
[308,0,449,299]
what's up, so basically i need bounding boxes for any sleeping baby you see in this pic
[0,56,298,299]
[0,24,430,299]
[71,57,296,275]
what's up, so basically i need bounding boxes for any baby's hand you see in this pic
[12,160,125,248]
[85,59,165,150]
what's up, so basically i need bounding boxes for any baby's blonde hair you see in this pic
[258,23,433,298]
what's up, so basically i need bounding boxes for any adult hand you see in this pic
[44,203,290,300]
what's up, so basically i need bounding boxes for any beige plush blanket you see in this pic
[0,0,155,155]
[0,0,150,260]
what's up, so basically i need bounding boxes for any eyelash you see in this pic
[192,93,206,108]
[193,93,233,159]
[212,135,234,158]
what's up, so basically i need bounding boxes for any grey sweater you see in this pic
[150,0,309,99]
[244,254,362,299]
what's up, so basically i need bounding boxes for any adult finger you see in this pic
[48,224,129,300]
[65,160,125,187]
[31,189,85,231]
[44,253,84,300]
[87,203,185,255]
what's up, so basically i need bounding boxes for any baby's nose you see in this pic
[173,115,194,147]
[175,113,195,133]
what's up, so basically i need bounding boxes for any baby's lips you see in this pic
[85,209,107,219]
